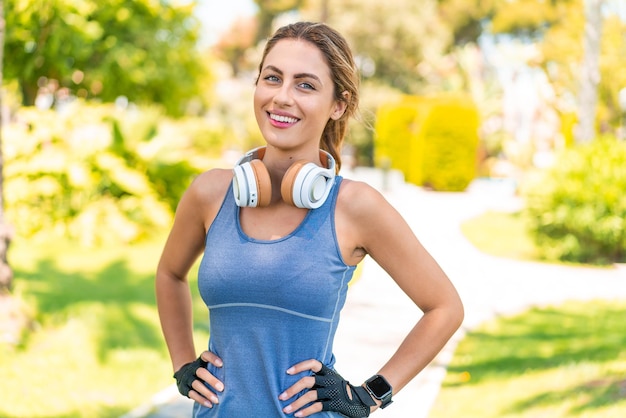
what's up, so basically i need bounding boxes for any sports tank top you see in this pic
[196,176,355,417]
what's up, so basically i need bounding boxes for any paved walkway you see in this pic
[124,168,626,418]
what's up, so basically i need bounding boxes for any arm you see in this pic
[155,169,232,406]
[282,181,464,416]
[348,181,464,395]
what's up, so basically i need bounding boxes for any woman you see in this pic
[156,21,464,417]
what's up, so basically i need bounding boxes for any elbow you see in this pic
[450,296,465,332]
[435,293,464,334]
[454,299,465,330]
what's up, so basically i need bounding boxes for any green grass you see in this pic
[461,210,616,267]
[430,300,626,418]
[440,211,626,417]
[0,235,209,418]
[461,210,539,261]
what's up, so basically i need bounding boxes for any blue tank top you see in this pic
[196,176,355,417]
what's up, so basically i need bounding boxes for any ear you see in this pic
[330,91,350,121]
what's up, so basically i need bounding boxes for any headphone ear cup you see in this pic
[280,160,307,207]
[249,159,272,207]
[281,160,333,209]
[233,159,271,207]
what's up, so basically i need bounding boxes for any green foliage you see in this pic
[438,0,626,137]
[598,15,626,129]
[373,97,422,179]
[4,103,224,246]
[439,0,580,39]
[375,94,480,191]
[5,0,212,116]
[314,0,449,95]
[491,0,562,36]
[438,0,498,45]
[522,137,626,264]
[559,111,578,147]
[539,1,626,133]
[254,0,303,43]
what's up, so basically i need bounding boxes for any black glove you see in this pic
[313,365,377,418]
[173,356,208,397]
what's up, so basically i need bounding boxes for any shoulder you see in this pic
[184,168,233,205]
[336,177,409,237]
[336,177,389,217]
[176,168,233,226]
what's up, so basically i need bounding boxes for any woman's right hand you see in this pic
[174,351,224,408]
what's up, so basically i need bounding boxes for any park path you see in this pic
[125,168,626,418]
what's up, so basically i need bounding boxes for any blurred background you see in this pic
[0,0,625,417]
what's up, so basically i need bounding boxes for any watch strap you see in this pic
[352,385,377,407]
[379,394,393,409]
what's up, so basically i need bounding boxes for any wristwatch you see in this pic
[364,374,393,409]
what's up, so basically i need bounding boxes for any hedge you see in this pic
[374,94,480,191]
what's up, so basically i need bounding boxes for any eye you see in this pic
[264,75,280,83]
[298,82,315,90]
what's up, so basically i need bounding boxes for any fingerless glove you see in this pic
[173,356,208,397]
[313,365,376,418]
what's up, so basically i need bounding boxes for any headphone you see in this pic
[232,147,336,209]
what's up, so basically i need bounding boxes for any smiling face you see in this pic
[254,39,347,153]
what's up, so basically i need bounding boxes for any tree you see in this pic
[437,0,497,45]
[4,0,211,116]
[439,0,624,141]
[253,0,304,44]
[0,0,13,294]
[310,0,450,94]
[574,0,605,143]
[214,16,258,76]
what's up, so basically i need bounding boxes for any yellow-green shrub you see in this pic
[374,94,480,191]
[559,111,577,147]
[3,102,227,245]
[522,137,626,264]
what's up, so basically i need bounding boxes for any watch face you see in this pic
[368,375,392,397]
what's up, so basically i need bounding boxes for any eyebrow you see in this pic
[262,65,322,83]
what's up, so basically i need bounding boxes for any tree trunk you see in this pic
[574,0,605,143]
[0,0,14,294]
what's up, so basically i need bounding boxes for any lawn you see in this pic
[430,210,626,417]
[0,235,209,418]
[460,210,538,261]
[430,300,626,418]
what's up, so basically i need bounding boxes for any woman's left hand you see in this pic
[279,359,324,417]
[280,359,376,417]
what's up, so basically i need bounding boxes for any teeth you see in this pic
[270,113,298,124]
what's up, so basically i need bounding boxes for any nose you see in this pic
[273,83,293,106]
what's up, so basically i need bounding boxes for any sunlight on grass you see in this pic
[430,300,626,418]
[0,235,210,418]
[461,210,539,261]
[460,209,614,268]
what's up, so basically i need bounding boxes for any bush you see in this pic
[4,102,226,245]
[375,94,480,191]
[522,137,626,264]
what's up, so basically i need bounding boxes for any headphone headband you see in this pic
[235,147,335,172]
[235,147,266,166]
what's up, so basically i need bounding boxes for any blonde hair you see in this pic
[257,22,360,173]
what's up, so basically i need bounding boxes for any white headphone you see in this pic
[232,147,336,209]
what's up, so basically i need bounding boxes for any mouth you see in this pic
[268,112,300,126]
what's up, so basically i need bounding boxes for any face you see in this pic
[254,39,346,153]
